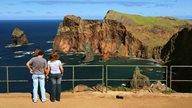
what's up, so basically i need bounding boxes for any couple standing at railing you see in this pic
[26,49,64,103]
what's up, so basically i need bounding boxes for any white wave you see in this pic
[46,41,53,44]
[14,55,25,58]
[14,51,24,54]
[27,43,34,45]
[45,49,53,52]
[156,70,165,73]
[75,52,85,54]
[23,51,34,55]
[66,51,85,55]
[69,58,74,60]
[129,57,142,60]
[5,44,22,48]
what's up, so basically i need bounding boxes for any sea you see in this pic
[0,20,165,93]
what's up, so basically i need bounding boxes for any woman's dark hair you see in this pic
[50,53,60,61]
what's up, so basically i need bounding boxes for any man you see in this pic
[26,50,47,103]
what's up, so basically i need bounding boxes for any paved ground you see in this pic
[0,91,192,108]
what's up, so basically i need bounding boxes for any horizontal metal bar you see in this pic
[171,80,192,82]
[107,65,167,68]
[73,65,103,67]
[107,79,167,82]
[171,65,192,68]
[0,80,28,82]
[74,79,102,81]
[0,65,104,68]
[107,79,131,81]
[0,66,26,68]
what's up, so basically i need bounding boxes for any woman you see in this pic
[46,53,64,102]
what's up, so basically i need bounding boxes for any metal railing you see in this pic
[0,65,104,93]
[106,65,168,87]
[170,65,192,89]
[1,65,192,93]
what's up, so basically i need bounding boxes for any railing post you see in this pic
[102,65,104,93]
[106,65,108,93]
[72,65,75,93]
[6,66,9,93]
[170,66,172,89]
[166,66,168,90]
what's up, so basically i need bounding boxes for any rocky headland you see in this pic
[53,10,192,62]
[12,28,28,45]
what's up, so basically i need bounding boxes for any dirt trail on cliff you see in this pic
[0,91,192,108]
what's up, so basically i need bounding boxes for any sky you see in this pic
[0,0,192,20]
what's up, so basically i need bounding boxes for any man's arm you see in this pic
[26,62,33,74]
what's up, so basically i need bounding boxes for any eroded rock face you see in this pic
[161,27,192,65]
[160,26,192,92]
[53,15,147,58]
[12,28,28,45]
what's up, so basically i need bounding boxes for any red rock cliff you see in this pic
[53,15,147,58]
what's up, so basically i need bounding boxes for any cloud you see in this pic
[5,11,22,14]
[22,0,175,8]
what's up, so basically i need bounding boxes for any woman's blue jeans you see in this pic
[50,74,62,102]
[32,74,46,102]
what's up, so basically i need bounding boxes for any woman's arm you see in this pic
[59,64,64,74]
[45,65,50,78]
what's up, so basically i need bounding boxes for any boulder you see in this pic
[12,28,28,45]
[73,85,93,92]
[130,66,150,89]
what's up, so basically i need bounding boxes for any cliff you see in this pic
[105,10,192,58]
[12,28,28,45]
[161,26,192,65]
[160,26,192,92]
[53,10,192,60]
[53,15,148,59]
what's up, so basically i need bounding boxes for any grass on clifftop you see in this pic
[105,10,192,28]
[104,10,192,47]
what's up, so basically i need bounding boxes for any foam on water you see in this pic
[14,51,24,54]
[23,51,34,55]
[5,44,22,48]
[46,41,53,43]
[14,55,25,58]
[45,48,53,52]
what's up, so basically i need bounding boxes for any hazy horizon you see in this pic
[0,0,192,20]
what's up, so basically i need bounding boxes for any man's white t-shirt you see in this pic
[48,60,62,74]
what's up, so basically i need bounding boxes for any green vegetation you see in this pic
[104,10,192,48]
[105,10,192,28]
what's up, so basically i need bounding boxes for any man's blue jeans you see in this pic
[32,74,46,102]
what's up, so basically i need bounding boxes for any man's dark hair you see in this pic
[38,50,44,55]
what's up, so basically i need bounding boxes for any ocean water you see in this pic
[0,20,61,65]
[0,20,165,93]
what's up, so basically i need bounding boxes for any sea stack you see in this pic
[12,28,28,45]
